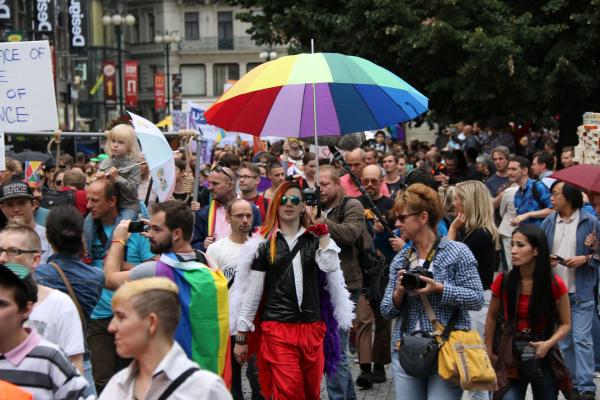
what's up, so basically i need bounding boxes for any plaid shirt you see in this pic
[514,178,553,225]
[380,238,484,346]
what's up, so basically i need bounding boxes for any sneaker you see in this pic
[356,371,374,389]
[581,391,595,400]
[372,364,387,383]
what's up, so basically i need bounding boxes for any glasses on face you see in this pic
[0,247,40,256]
[361,178,380,186]
[280,195,301,206]
[55,180,63,185]
[238,175,257,180]
[551,191,563,197]
[211,165,234,182]
[230,213,253,220]
[395,212,422,223]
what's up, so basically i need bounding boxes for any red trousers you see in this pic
[259,321,326,400]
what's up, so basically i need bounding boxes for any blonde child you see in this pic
[96,124,141,215]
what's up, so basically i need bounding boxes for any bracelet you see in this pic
[235,335,248,345]
[112,240,126,247]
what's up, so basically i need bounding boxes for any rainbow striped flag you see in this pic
[155,253,231,385]
[207,199,217,237]
[25,161,43,187]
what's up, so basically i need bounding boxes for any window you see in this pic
[181,65,206,96]
[246,62,262,72]
[184,12,200,40]
[213,63,239,96]
[147,13,155,42]
[130,14,140,43]
[218,11,233,49]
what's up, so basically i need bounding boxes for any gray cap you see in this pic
[0,182,34,202]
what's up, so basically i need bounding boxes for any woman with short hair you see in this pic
[100,277,232,400]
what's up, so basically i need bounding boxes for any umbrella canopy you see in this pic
[6,150,51,163]
[550,164,600,193]
[204,52,428,138]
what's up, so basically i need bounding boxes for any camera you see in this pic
[401,267,434,290]
[303,187,319,207]
[514,340,542,378]
[128,221,149,233]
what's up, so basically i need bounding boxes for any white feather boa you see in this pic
[228,236,355,335]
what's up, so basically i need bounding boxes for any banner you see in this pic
[124,60,138,107]
[0,40,59,132]
[0,0,12,22]
[102,61,117,106]
[68,0,86,52]
[187,101,206,130]
[154,73,165,111]
[171,73,182,110]
[34,0,53,36]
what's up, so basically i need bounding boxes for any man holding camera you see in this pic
[84,178,154,392]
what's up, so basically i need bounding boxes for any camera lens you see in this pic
[401,273,419,290]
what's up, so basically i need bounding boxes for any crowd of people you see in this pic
[0,120,597,400]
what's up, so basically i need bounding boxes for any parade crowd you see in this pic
[0,121,598,400]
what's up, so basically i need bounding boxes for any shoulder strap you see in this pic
[531,180,542,207]
[157,367,200,400]
[420,294,460,340]
[48,262,87,330]
[95,219,109,248]
[336,196,351,221]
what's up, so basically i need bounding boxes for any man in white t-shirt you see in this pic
[206,199,262,400]
[0,224,84,373]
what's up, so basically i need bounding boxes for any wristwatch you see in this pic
[235,335,248,345]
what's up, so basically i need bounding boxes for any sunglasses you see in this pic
[280,195,301,206]
[55,180,63,185]
[211,165,234,182]
[396,211,422,223]
[361,178,380,186]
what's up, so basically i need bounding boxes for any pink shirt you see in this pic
[339,174,390,198]
[2,328,42,366]
[213,203,231,241]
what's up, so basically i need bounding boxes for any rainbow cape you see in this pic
[155,252,231,385]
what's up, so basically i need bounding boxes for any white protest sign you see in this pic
[0,131,5,171]
[0,40,58,132]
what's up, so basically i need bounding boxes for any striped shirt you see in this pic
[380,238,484,346]
[0,329,93,400]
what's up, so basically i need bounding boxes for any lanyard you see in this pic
[404,236,441,270]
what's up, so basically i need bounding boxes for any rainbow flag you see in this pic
[215,129,226,144]
[207,199,217,237]
[24,161,43,187]
[155,253,231,385]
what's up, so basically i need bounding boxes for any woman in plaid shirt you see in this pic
[380,183,484,399]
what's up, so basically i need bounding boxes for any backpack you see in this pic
[40,190,75,209]
[337,197,389,309]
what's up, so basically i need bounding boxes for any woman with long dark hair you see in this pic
[484,224,571,399]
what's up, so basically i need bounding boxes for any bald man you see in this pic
[339,148,390,198]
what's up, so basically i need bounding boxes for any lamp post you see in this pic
[259,49,278,62]
[102,13,136,115]
[154,31,181,115]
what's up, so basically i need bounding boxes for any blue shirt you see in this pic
[514,179,553,225]
[89,225,154,319]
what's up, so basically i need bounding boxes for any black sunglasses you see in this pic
[211,165,234,182]
[396,211,422,223]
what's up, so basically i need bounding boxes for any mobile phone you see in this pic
[551,254,565,264]
[128,221,148,233]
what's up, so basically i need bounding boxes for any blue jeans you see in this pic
[502,359,557,400]
[391,350,462,400]
[560,295,596,393]
[326,289,360,400]
[592,313,600,372]
[83,355,97,396]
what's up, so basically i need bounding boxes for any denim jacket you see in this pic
[34,253,104,321]
[541,209,599,302]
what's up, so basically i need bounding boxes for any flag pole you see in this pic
[311,38,322,217]
[193,127,204,203]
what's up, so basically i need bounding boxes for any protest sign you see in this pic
[0,40,58,132]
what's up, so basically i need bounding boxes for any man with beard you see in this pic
[83,178,154,392]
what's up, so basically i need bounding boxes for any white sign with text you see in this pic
[0,40,58,132]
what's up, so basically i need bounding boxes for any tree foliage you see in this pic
[228,0,600,142]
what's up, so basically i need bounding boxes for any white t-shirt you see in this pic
[34,224,53,264]
[206,237,244,284]
[27,289,85,357]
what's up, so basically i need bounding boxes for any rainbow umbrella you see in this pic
[204,52,428,138]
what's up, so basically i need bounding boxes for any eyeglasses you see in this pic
[395,212,422,223]
[0,247,40,256]
[230,213,253,219]
[211,165,234,182]
[55,180,63,185]
[280,195,301,206]
[361,178,380,186]
[238,175,257,180]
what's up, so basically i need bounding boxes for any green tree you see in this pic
[229,0,600,144]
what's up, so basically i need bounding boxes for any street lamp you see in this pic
[259,50,278,62]
[103,12,136,115]
[154,31,181,115]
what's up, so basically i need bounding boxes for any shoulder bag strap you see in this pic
[157,367,200,400]
[95,219,109,249]
[48,262,87,330]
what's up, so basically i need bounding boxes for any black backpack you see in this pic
[40,190,75,209]
[337,197,389,310]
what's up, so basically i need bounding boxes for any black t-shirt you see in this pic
[458,228,496,290]
[485,174,511,197]
[385,179,403,200]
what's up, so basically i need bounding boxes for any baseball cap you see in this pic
[0,182,34,202]
[0,263,38,302]
[90,154,109,163]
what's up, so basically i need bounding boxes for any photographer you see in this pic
[484,225,571,400]
[380,183,483,399]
